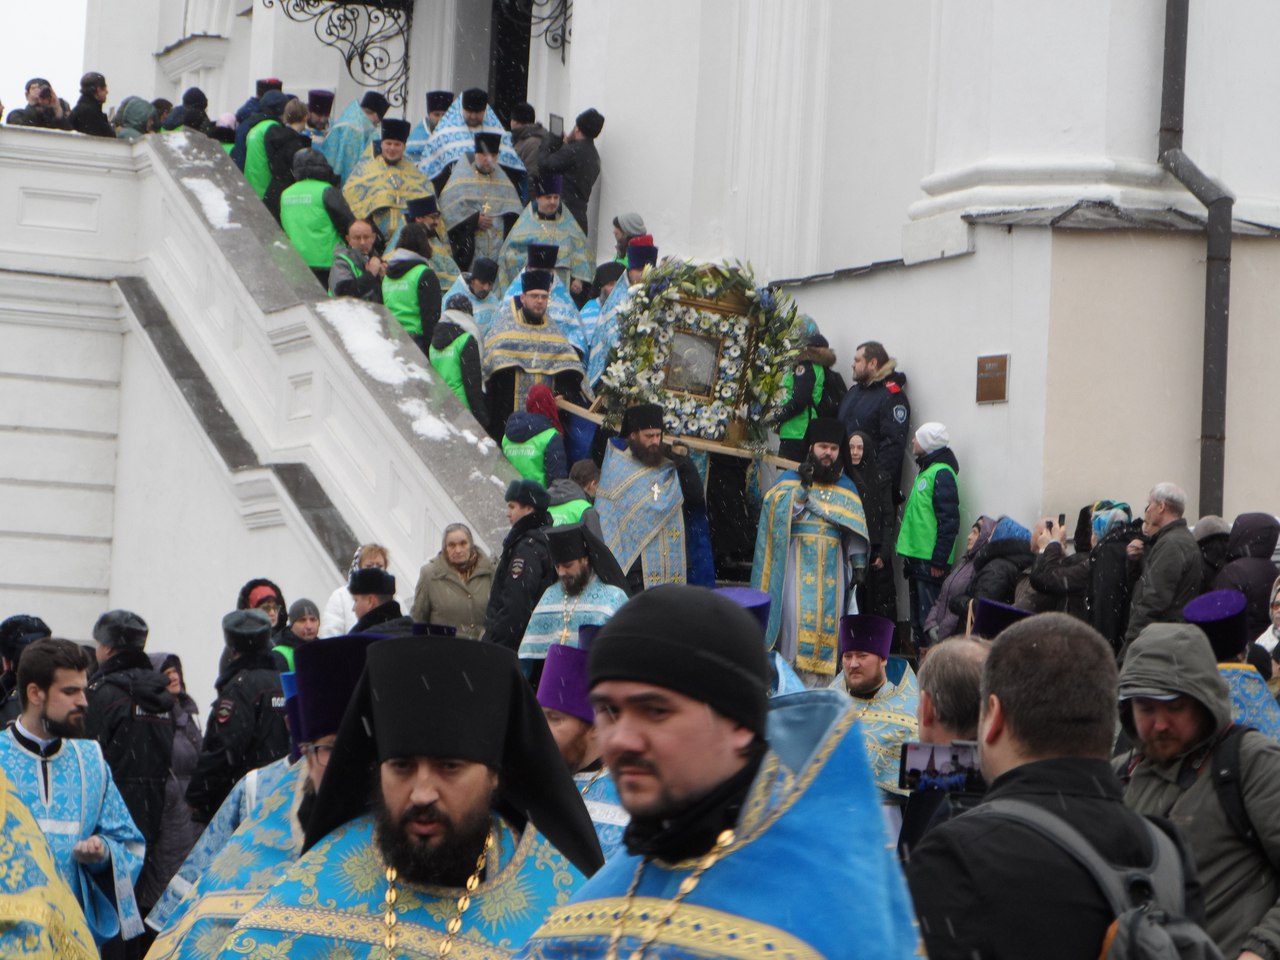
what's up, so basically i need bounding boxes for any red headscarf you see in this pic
[526,384,563,434]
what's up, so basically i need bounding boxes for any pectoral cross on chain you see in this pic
[651,482,661,502]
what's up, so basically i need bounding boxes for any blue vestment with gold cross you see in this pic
[216,813,586,959]
[147,757,308,959]
[515,690,921,960]
[598,444,688,589]
[829,659,920,803]
[497,204,593,292]
[418,101,526,181]
[482,299,585,412]
[500,273,585,355]
[0,727,146,945]
[0,767,97,959]
[752,473,868,677]
[439,158,525,263]
[342,155,434,250]
[1220,663,1280,738]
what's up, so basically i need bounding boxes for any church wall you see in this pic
[787,226,1053,536]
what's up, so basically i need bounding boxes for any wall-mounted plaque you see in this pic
[976,354,1009,404]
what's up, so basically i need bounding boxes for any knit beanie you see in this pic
[914,422,949,455]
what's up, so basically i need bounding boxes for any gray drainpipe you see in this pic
[1158,0,1232,517]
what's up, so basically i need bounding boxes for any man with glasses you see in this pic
[147,635,375,958]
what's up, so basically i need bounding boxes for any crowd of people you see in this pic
[7,71,1280,960]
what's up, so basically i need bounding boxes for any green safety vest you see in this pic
[244,119,280,198]
[272,643,296,671]
[220,142,234,156]
[549,498,591,526]
[778,364,826,440]
[280,179,341,268]
[502,427,558,486]
[429,332,472,409]
[896,461,959,563]
[382,264,430,335]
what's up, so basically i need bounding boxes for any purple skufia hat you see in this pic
[969,598,1031,640]
[1183,589,1249,661]
[839,614,896,659]
[293,634,378,745]
[715,586,771,641]
[537,643,594,725]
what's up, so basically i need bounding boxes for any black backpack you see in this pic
[973,799,1223,960]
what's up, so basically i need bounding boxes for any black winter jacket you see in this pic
[949,533,1033,614]
[1213,512,1280,637]
[1088,521,1143,653]
[70,94,114,138]
[536,135,601,233]
[484,511,556,651]
[85,649,176,843]
[186,649,288,823]
[836,362,911,505]
[1025,541,1089,619]
[907,757,1205,960]
[352,600,415,636]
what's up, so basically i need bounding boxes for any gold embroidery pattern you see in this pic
[533,897,823,960]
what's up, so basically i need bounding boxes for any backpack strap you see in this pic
[973,798,1185,916]
[1210,724,1280,873]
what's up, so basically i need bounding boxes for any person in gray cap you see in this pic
[272,598,321,671]
[1118,621,1280,960]
[185,611,289,824]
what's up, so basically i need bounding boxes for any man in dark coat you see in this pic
[836,340,911,514]
[907,613,1206,960]
[1213,512,1280,638]
[1120,482,1203,659]
[6,77,72,128]
[70,71,114,138]
[186,610,289,824]
[349,568,414,635]
[159,86,210,134]
[535,108,604,234]
[85,610,177,946]
[483,479,556,650]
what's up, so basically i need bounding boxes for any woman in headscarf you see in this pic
[923,515,998,644]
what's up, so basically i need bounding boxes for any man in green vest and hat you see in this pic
[429,295,488,428]
[279,149,355,288]
[896,421,961,652]
[242,90,292,199]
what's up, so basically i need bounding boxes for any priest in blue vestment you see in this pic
[1185,588,1280,738]
[0,637,145,946]
[587,238,658,390]
[217,636,603,958]
[515,585,920,959]
[148,634,378,959]
[443,256,502,335]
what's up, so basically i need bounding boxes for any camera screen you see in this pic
[898,741,985,793]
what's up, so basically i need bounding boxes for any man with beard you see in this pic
[752,417,869,685]
[482,267,586,438]
[0,638,145,946]
[442,255,502,331]
[830,614,919,828]
[146,634,375,960]
[515,586,919,959]
[186,612,290,825]
[497,174,594,296]
[518,525,629,684]
[596,403,712,594]
[440,132,524,271]
[536,636,629,858]
[419,87,526,196]
[1118,621,1280,960]
[343,117,434,250]
[483,480,558,652]
[218,636,602,958]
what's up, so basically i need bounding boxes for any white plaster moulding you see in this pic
[230,469,288,530]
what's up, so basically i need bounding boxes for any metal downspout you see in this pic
[1158,0,1233,517]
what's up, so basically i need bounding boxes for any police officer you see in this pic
[85,610,179,931]
[483,479,556,651]
[186,610,289,824]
